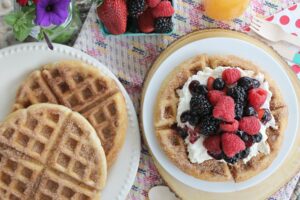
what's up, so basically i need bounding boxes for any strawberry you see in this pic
[220,119,239,132]
[239,116,261,135]
[152,1,175,18]
[204,135,222,154]
[222,133,245,157]
[222,68,241,85]
[213,96,235,122]
[248,88,268,109]
[207,90,226,106]
[147,0,161,8]
[138,9,155,33]
[207,77,215,91]
[97,0,127,35]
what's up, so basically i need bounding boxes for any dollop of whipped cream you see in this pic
[176,66,277,164]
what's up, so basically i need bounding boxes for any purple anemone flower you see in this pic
[35,0,70,27]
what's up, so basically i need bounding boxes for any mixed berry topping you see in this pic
[174,68,273,164]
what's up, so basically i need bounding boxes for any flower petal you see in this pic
[35,10,51,27]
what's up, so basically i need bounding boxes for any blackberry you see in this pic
[213,78,225,90]
[171,124,188,139]
[188,80,208,96]
[190,95,212,117]
[244,106,257,116]
[199,116,220,136]
[188,112,200,126]
[127,17,139,33]
[208,151,224,160]
[180,111,191,123]
[128,0,145,17]
[227,86,247,103]
[260,109,272,124]
[239,148,250,159]
[235,102,244,120]
[252,133,263,143]
[154,17,173,33]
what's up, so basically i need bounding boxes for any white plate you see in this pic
[0,43,141,200]
[142,37,299,192]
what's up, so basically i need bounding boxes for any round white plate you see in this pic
[0,43,141,200]
[142,37,299,192]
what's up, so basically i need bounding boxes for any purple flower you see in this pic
[35,0,70,27]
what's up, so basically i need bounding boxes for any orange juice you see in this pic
[204,0,250,21]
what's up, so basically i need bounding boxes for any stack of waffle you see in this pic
[0,61,128,199]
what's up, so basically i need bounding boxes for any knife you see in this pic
[272,43,300,65]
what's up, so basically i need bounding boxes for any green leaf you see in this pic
[4,12,23,26]
[13,24,31,41]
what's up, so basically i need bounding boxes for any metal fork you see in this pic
[250,16,300,47]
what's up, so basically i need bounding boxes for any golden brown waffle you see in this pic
[14,60,128,167]
[0,104,107,199]
[154,54,287,182]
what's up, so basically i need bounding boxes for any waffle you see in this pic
[14,60,128,167]
[154,54,287,182]
[0,104,107,199]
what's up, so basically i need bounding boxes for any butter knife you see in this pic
[272,43,300,65]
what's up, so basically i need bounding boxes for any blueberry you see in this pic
[239,148,250,159]
[237,77,260,90]
[213,78,225,90]
[208,151,224,160]
[236,130,244,138]
[189,80,208,96]
[252,79,260,88]
[237,130,250,142]
[224,155,238,164]
[261,109,272,124]
[244,106,257,116]
[188,112,200,126]
[180,111,191,123]
[252,133,263,143]
[237,77,253,90]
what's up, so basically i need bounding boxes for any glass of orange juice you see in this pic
[204,0,250,21]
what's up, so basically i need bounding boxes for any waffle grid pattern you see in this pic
[14,62,125,166]
[0,107,104,200]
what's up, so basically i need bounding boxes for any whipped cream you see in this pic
[176,66,277,164]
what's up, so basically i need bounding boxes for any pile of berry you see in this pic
[97,0,175,35]
[174,68,272,164]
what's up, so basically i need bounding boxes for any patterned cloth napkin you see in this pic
[73,0,300,199]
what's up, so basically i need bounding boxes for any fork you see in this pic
[250,16,300,47]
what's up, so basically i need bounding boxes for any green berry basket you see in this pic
[97,0,175,36]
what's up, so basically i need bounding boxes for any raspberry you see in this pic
[207,90,226,106]
[222,68,241,85]
[151,1,175,18]
[222,133,246,158]
[138,9,154,33]
[204,135,222,154]
[188,127,200,144]
[220,119,239,132]
[207,77,215,90]
[146,0,160,8]
[248,88,268,109]
[213,96,235,122]
[239,116,261,135]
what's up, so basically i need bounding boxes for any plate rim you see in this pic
[0,42,141,200]
[140,29,300,195]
